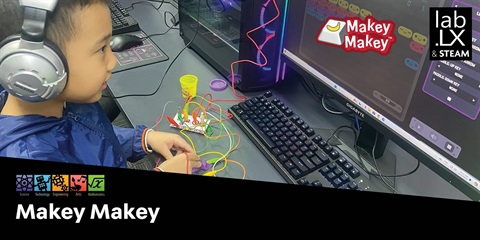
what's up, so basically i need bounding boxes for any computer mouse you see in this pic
[110,34,143,52]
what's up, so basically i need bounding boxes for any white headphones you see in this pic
[0,0,68,102]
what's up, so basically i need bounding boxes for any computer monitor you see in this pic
[281,0,480,200]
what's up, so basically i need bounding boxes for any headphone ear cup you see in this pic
[0,34,22,48]
[0,35,69,102]
[43,38,69,74]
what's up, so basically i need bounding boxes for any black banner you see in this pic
[5,156,478,231]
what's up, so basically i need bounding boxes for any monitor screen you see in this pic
[281,0,480,200]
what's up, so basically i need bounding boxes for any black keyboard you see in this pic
[229,91,380,191]
[108,0,141,35]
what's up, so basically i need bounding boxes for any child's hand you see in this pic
[158,152,201,174]
[146,131,195,159]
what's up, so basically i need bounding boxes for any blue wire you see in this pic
[354,114,360,131]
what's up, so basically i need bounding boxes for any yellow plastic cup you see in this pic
[179,74,198,98]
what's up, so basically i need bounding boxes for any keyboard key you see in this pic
[329,150,340,159]
[306,128,315,136]
[278,154,288,163]
[327,162,337,170]
[316,150,330,162]
[342,162,353,171]
[318,140,327,148]
[245,119,276,149]
[297,178,309,185]
[311,180,322,187]
[300,146,309,153]
[285,161,295,169]
[300,123,310,131]
[349,168,361,178]
[333,168,343,176]
[324,145,333,153]
[310,156,325,167]
[300,156,316,170]
[299,135,307,141]
[332,178,343,188]
[326,172,336,181]
[339,173,350,183]
[272,148,282,156]
[319,166,331,175]
[313,135,322,143]
[291,157,309,173]
[336,156,348,166]
[289,168,302,179]
[348,181,359,190]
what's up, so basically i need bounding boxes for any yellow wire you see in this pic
[184,101,207,126]
[199,151,228,170]
[169,94,246,177]
[190,96,226,139]
[180,129,197,153]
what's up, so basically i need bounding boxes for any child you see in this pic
[0,0,201,173]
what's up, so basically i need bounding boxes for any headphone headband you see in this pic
[20,0,58,11]
[20,0,58,42]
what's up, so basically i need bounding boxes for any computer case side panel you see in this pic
[179,0,286,91]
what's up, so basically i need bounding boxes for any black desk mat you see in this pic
[112,31,169,73]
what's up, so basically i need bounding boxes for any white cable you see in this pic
[150,100,180,129]
[322,95,345,115]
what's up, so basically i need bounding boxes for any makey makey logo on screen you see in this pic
[316,16,396,55]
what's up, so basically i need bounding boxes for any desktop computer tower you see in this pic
[178,0,286,91]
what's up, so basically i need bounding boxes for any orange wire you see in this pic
[229,0,280,100]
[154,114,167,131]
[191,94,235,123]
[191,0,281,104]
[226,159,247,179]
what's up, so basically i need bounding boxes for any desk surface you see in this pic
[108,0,286,184]
[107,0,470,200]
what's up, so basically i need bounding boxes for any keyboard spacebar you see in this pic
[245,119,276,149]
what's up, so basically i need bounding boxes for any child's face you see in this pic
[58,3,117,103]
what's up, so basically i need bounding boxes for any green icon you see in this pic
[88,175,105,192]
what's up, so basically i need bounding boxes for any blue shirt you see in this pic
[0,90,148,167]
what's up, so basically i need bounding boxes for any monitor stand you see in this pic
[314,126,397,191]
